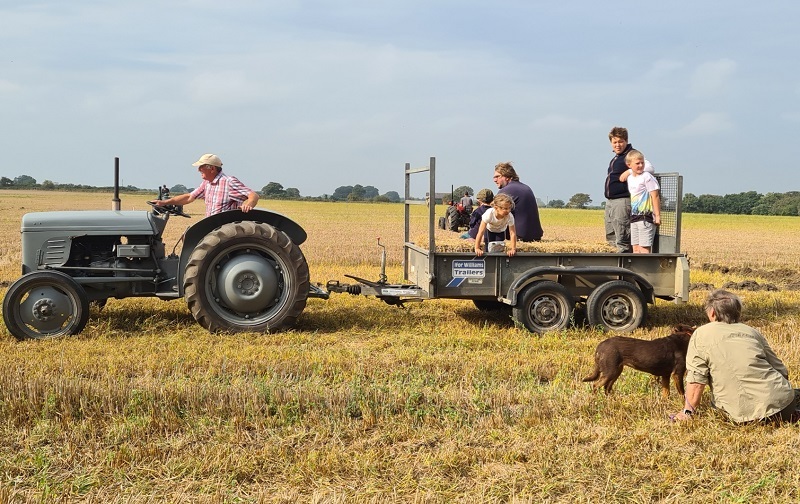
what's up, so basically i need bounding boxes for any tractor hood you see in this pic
[21,211,158,234]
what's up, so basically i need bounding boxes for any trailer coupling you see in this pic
[326,274,424,306]
[308,284,330,299]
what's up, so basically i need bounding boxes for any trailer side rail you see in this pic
[653,172,683,253]
[404,157,436,295]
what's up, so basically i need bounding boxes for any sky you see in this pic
[2,0,799,205]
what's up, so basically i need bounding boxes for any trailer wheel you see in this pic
[2,271,90,340]
[512,281,574,334]
[586,280,646,332]
[184,221,309,333]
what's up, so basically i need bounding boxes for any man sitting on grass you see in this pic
[671,289,799,424]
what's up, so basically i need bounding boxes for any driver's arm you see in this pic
[240,191,259,212]
[152,193,195,206]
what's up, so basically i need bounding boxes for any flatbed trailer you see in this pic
[328,157,689,333]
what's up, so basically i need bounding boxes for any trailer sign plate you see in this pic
[446,260,485,287]
[452,260,485,278]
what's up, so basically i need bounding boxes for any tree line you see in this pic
[0,175,402,203]
[4,174,798,214]
[683,191,800,216]
[1,175,148,193]
[260,182,401,202]
[546,191,800,215]
[446,186,594,210]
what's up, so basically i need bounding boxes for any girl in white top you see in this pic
[474,193,517,257]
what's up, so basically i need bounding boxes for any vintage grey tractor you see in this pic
[2,167,324,340]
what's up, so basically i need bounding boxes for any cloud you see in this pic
[672,112,734,136]
[527,114,604,132]
[187,70,266,106]
[690,59,737,98]
[644,59,685,81]
[0,79,21,94]
[780,111,800,123]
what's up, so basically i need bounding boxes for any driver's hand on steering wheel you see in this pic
[149,199,166,206]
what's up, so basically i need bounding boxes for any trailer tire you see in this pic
[586,280,646,333]
[3,271,90,340]
[512,280,574,334]
[184,221,309,333]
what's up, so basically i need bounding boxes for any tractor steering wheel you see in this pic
[147,200,191,218]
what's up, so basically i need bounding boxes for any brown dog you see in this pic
[582,324,695,397]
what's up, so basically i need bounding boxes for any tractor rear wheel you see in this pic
[2,271,90,340]
[184,221,309,333]
[445,206,460,231]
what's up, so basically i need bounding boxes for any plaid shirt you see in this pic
[190,171,254,216]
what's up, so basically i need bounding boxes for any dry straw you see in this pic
[1,192,800,502]
[415,229,617,254]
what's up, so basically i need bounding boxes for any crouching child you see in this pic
[475,193,517,257]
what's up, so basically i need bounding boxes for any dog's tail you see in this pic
[582,366,600,382]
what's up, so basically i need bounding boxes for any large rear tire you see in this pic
[2,271,90,340]
[459,210,471,229]
[586,280,646,332]
[512,280,574,334]
[184,221,309,333]
[445,206,460,231]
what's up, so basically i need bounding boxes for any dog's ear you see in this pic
[672,323,695,335]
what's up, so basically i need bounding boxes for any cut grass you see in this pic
[0,191,799,502]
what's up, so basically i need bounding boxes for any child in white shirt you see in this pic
[474,193,517,257]
[624,149,661,253]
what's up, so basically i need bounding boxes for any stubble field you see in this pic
[1,189,799,503]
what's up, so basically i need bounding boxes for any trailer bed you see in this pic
[328,157,690,334]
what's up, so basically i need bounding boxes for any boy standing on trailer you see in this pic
[474,193,517,257]
[604,127,654,252]
[625,149,660,253]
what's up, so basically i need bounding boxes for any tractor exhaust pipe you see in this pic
[112,157,121,211]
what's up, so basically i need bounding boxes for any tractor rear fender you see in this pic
[177,209,307,294]
[504,266,655,305]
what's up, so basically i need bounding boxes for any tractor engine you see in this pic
[19,210,168,299]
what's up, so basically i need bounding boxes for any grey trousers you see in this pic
[605,197,631,253]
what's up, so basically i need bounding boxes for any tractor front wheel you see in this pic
[184,221,309,333]
[2,271,90,340]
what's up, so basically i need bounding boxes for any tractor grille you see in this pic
[42,238,69,265]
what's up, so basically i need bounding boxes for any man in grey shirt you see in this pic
[671,289,798,423]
